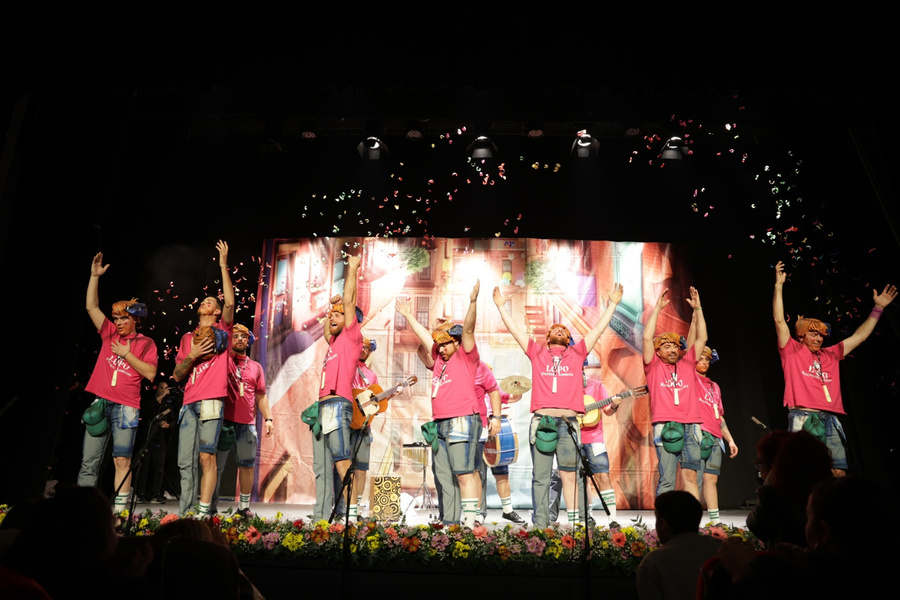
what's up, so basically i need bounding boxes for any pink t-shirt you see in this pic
[226,353,266,424]
[474,361,500,427]
[527,339,588,413]
[429,342,480,419]
[352,361,379,391]
[85,319,158,409]
[695,375,724,438]
[176,321,234,405]
[581,378,609,444]
[643,347,703,424]
[778,337,845,414]
[319,317,363,401]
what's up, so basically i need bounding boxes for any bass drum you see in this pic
[483,416,519,467]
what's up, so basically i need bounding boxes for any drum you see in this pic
[483,416,519,467]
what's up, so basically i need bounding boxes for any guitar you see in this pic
[580,385,648,428]
[350,375,417,430]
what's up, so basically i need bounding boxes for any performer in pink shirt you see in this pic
[642,287,706,500]
[211,323,273,516]
[311,255,362,521]
[172,240,235,516]
[773,260,896,475]
[397,281,486,527]
[493,282,623,528]
[79,252,158,513]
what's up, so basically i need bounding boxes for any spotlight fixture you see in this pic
[571,129,599,158]
[405,120,425,141]
[660,136,688,160]
[467,135,497,159]
[525,122,544,139]
[357,136,388,160]
[300,119,318,140]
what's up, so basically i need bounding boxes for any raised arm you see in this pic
[685,286,707,358]
[461,280,479,353]
[86,253,108,331]
[343,254,361,329]
[584,282,624,350]
[642,289,670,364]
[396,296,435,368]
[772,261,791,349]
[492,287,529,351]
[218,240,235,325]
[841,283,898,355]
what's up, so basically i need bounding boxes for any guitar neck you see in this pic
[372,377,414,402]
[584,391,631,414]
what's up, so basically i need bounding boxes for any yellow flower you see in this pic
[452,541,470,558]
[367,535,381,551]
[276,511,284,519]
[622,526,636,537]
[282,532,305,551]
[139,518,149,528]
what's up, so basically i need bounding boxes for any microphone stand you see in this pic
[330,410,375,563]
[120,408,171,536]
[564,420,606,559]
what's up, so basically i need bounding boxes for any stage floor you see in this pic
[133,496,751,530]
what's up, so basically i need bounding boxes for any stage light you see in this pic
[405,120,425,141]
[358,136,388,160]
[467,135,497,159]
[525,123,544,139]
[660,136,688,160]
[571,129,599,158]
[300,119,318,140]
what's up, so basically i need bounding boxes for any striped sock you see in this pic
[567,509,580,526]
[349,504,358,519]
[239,493,251,510]
[708,508,720,525]
[600,489,617,521]
[500,496,514,514]
[198,502,210,516]
[114,493,129,514]
[462,498,479,528]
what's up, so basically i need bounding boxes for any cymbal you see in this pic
[499,375,532,395]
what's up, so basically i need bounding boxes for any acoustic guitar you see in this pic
[351,375,417,430]
[580,385,648,428]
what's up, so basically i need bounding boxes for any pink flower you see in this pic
[244,526,261,544]
[160,513,179,525]
[708,526,727,540]
[472,524,488,539]
[611,531,627,547]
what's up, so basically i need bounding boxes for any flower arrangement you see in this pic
[114,508,763,576]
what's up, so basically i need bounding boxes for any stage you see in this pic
[126,498,752,600]
[136,498,752,532]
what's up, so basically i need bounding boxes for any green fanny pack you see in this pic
[301,403,321,436]
[802,412,826,443]
[699,431,716,460]
[421,421,439,453]
[661,421,685,454]
[82,398,109,437]
[534,415,559,454]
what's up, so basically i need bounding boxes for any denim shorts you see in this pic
[788,409,847,470]
[436,414,482,474]
[231,422,259,468]
[584,443,610,474]
[701,437,723,476]
[318,396,353,462]
[530,414,581,471]
[653,421,702,471]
